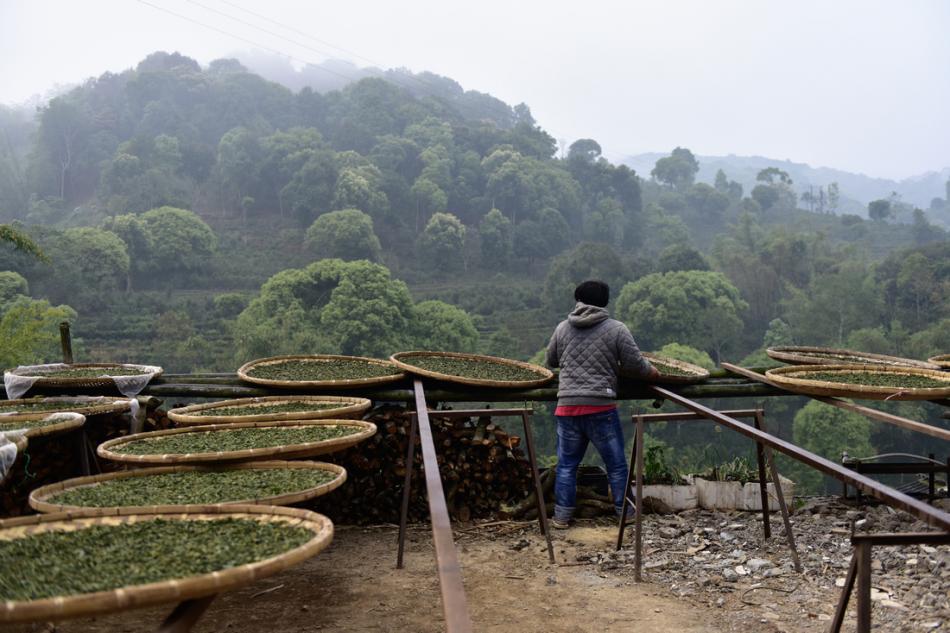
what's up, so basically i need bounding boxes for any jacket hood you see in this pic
[568,302,609,328]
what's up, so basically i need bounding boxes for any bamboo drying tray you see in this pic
[765,364,950,400]
[29,460,347,514]
[766,345,939,370]
[928,354,950,370]
[5,362,163,389]
[390,351,554,388]
[0,504,332,624]
[641,352,711,384]
[97,419,377,465]
[238,354,405,389]
[0,412,86,439]
[168,395,371,425]
[0,396,132,417]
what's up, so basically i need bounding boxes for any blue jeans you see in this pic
[554,408,628,522]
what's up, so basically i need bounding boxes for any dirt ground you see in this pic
[2,521,765,633]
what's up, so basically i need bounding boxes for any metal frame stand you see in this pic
[616,408,801,580]
[829,530,950,633]
[397,405,554,567]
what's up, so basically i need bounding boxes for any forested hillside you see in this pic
[0,51,947,492]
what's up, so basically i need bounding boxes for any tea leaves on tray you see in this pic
[30,367,149,378]
[0,518,312,601]
[648,358,696,377]
[794,371,948,389]
[195,402,340,417]
[795,351,904,365]
[406,356,542,382]
[114,425,359,455]
[0,401,82,414]
[0,416,75,432]
[246,359,400,382]
[49,468,336,507]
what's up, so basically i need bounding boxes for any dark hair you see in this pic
[574,280,609,307]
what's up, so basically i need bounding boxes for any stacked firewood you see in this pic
[306,406,537,524]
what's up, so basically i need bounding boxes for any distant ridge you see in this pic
[621,152,949,211]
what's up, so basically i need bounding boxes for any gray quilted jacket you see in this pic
[546,303,653,406]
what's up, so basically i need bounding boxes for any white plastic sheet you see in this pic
[3,363,162,400]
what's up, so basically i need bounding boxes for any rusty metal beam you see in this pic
[721,363,950,442]
[649,385,950,531]
[412,379,474,633]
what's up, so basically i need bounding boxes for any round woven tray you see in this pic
[238,354,405,389]
[168,395,372,426]
[641,353,711,384]
[0,504,332,624]
[765,364,950,400]
[97,419,377,465]
[928,354,950,370]
[0,396,132,417]
[390,351,554,388]
[766,346,939,370]
[29,460,347,514]
[5,362,163,389]
[0,412,86,439]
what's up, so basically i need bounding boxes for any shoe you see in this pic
[550,517,572,529]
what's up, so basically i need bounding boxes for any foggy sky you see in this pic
[2,0,948,180]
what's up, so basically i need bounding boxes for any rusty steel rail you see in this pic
[412,380,474,633]
[649,385,950,531]
[722,363,950,442]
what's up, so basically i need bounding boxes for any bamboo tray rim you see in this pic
[641,352,711,384]
[29,460,347,514]
[168,395,372,425]
[237,354,405,388]
[389,351,554,388]
[765,364,950,400]
[0,397,132,417]
[0,504,332,624]
[97,419,377,465]
[0,412,86,439]
[766,346,940,370]
[928,354,950,369]
[5,362,163,387]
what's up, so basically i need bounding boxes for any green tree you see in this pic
[418,212,466,272]
[319,261,415,356]
[583,197,624,247]
[651,147,699,190]
[0,297,77,368]
[101,213,153,291]
[411,300,479,352]
[868,198,892,222]
[478,208,512,269]
[657,244,709,272]
[304,208,382,262]
[45,227,129,304]
[0,271,28,305]
[616,270,748,362]
[137,206,217,281]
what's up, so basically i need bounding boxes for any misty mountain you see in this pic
[622,152,950,213]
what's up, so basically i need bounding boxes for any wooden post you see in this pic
[753,409,772,539]
[59,321,74,364]
[634,416,644,582]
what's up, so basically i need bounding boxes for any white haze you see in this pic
[2,0,948,180]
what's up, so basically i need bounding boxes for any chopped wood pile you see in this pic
[305,406,538,523]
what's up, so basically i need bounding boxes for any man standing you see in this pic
[545,279,658,528]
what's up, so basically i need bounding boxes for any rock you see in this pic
[721,568,739,582]
[746,558,773,572]
[658,527,679,539]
